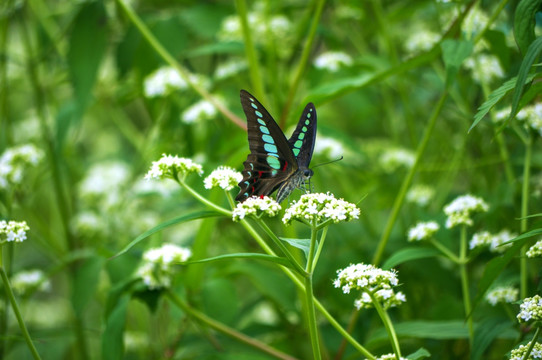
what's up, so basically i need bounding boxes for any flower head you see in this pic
[144,154,203,181]
[11,270,51,295]
[372,354,408,360]
[313,51,353,72]
[469,229,515,253]
[313,136,344,159]
[181,100,217,124]
[516,103,542,136]
[204,166,243,191]
[0,220,29,244]
[379,148,415,173]
[406,184,435,207]
[137,244,192,289]
[0,144,44,189]
[334,263,406,310]
[527,239,542,258]
[510,341,542,360]
[444,194,489,228]
[232,196,281,221]
[407,221,439,242]
[517,295,542,323]
[486,286,518,306]
[464,54,505,84]
[143,67,209,97]
[215,58,247,80]
[282,193,360,225]
[404,29,440,55]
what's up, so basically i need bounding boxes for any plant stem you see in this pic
[0,252,42,360]
[521,326,540,360]
[303,221,321,359]
[177,179,232,216]
[373,90,448,265]
[311,226,328,272]
[166,290,299,360]
[429,238,461,264]
[520,133,532,299]
[459,225,474,345]
[370,293,401,359]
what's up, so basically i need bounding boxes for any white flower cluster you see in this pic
[181,100,217,124]
[79,161,130,208]
[515,103,542,136]
[462,7,489,36]
[313,136,344,159]
[527,239,542,258]
[0,144,44,189]
[71,211,105,238]
[11,269,51,295]
[443,194,489,228]
[371,354,408,360]
[379,148,415,173]
[407,221,439,242]
[334,263,406,310]
[282,193,360,225]
[232,196,281,221]
[469,229,515,253]
[464,54,505,84]
[215,58,247,80]
[313,51,353,72]
[517,295,542,323]
[137,244,192,289]
[0,220,29,244]
[406,184,435,207]
[143,66,209,97]
[404,29,440,55]
[510,341,542,360]
[144,154,203,181]
[204,166,242,191]
[486,286,519,306]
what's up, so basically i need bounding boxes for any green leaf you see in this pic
[307,74,375,103]
[186,253,294,269]
[113,211,221,258]
[185,41,245,58]
[440,39,473,87]
[202,278,239,326]
[514,0,542,54]
[102,294,129,360]
[406,348,431,360]
[68,1,107,112]
[471,317,517,360]
[71,255,105,315]
[369,320,470,344]
[280,238,312,258]
[382,247,440,270]
[469,74,536,132]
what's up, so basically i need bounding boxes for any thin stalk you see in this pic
[177,178,231,216]
[429,239,461,264]
[459,225,474,345]
[370,292,401,359]
[521,326,540,360]
[304,221,321,360]
[166,290,299,360]
[311,226,328,272]
[373,91,448,265]
[115,0,245,129]
[520,133,532,299]
[0,250,42,360]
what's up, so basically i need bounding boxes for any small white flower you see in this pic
[489,229,515,253]
[314,51,353,72]
[464,54,504,84]
[485,286,518,306]
[379,148,415,173]
[204,166,242,191]
[79,161,131,202]
[0,220,29,244]
[407,221,439,242]
[232,196,281,221]
[444,194,488,228]
[406,184,435,207]
[0,144,44,189]
[215,59,247,80]
[462,7,489,36]
[510,341,542,360]
[404,29,440,55]
[527,239,542,258]
[282,193,359,225]
[137,243,192,289]
[517,295,542,323]
[313,136,344,159]
[143,67,209,98]
[181,100,217,124]
[144,154,203,181]
[11,270,51,295]
[516,103,542,136]
[372,354,409,360]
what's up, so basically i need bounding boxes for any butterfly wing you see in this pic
[288,102,317,169]
[236,90,298,202]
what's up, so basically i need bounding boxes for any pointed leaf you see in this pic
[514,0,542,54]
[102,294,129,360]
[471,317,517,360]
[382,247,440,270]
[71,256,105,315]
[406,348,431,360]
[441,39,473,88]
[280,238,312,258]
[186,253,294,269]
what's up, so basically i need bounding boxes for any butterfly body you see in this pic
[236,90,317,203]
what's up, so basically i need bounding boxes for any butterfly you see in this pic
[236,90,317,203]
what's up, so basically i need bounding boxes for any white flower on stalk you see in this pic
[485,286,518,306]
[379,148,415,173]
[334,263,406,310]
[510,341,542,360]
[404,29,440,55]
[464,54,504,84]
[0,144,44,189]
[282,193,359,225]
[527,239,542,258]
[407,221,439,242]
[143,67,209,97]
[11,270,51,295]
[215,58,247,80]
[79,161,131,204]
[462,7,489,36]
[313,136,344,159]
[516,103,542,136]
[204,166,242,191]
[181,100,217,124]
[0,220,29,244]
[144,154,203,181]
[314,51,353,72]
[444,194,489,228]
[517,295,542,323]
[492,106,529,124]
[406,184,435,207]
[469,229,515,253]
[137,244,192,289]
[232,196,281,221]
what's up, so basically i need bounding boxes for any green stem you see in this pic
[115,0,245,129]
[521,326,541,360]
[303,221,321,359]
[520,133,532,299]
[0,258,42,360]
[429,238,461,264]
[311,226,328,272]
[177,178,231,216]
[166,290,299,360]
[369,292,401,359]
[373,90,448,265]
[459,225,474,345]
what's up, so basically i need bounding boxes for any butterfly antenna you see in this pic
[312,156,344,169]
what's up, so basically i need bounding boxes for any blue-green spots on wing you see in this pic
[236,90,317,203]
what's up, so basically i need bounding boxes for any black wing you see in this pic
[236,90,298,202]
[287,102,317,169]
